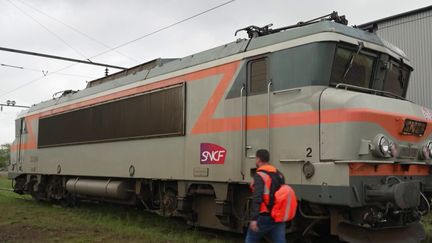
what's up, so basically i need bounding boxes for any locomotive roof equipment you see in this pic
[235,11,348,38]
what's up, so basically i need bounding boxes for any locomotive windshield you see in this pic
[383,60,410,97]
[330,45,411,98]
[330,47,375,88]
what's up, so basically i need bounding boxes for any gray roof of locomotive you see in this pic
[23,20,407,115]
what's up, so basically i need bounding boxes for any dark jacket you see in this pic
[250,164,285,220]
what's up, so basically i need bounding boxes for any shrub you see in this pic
[0,144,10,169]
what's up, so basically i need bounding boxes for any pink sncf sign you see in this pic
[200,143,227,164]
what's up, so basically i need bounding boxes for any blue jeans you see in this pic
[245,215,286,243]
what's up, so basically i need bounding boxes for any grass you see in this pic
[0,173,242,243]
[423,214,432,242]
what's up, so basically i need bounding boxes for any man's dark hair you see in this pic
[256,149,270,162]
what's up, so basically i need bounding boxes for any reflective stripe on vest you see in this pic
[256,171,272,213]
[283,186,293,221]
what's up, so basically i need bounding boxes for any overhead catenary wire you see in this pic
[0,46,128,70]
[0,63,97,79]
[13,0,140,64]
[6,0,90,61]
[0,0,237,98]
[0,64,83,98]
[0,103,30,109]
[90,0,237,58]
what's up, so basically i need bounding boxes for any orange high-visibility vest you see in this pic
[255,164,278,214]
[256,171,272,213]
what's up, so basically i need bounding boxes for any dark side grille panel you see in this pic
[38,84,185,148]
[397,146,419,159]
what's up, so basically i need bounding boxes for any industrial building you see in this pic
[359,5,432,108]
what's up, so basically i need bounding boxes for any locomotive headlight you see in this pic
[372,134,395,158]
[422,141,432,160]
[429,142,432,158]
[379,136,390,154]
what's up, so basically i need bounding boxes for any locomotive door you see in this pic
[243,57,271,169]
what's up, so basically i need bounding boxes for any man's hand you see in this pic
[249,220,259,232]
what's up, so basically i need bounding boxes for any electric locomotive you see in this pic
[8,12,432,242]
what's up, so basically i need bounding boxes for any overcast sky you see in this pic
[0,0,430,144]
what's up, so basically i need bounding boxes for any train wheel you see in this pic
[161,190,177,216]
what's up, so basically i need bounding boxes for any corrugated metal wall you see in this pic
[375,8,432,108]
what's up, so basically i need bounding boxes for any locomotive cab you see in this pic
[235,19,432,241]
[317,42,431,239]
[306,32,431,242]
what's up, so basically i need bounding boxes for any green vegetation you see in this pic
[0,174,241,243]
[423,215,432,242]
[0,144,10,169]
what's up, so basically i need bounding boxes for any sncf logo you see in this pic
[200,143,227,164]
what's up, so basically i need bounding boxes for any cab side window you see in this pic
[248,58,268,94]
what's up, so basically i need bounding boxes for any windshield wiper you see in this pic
[343,41,364,79]
[335,83,409,101]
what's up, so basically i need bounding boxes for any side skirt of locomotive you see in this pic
[12,174,255,233]
[12,174,335,238]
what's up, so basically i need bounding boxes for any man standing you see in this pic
[246,149,286,243]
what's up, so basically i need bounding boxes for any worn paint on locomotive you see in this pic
[8,20,432,241]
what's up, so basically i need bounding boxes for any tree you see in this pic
[0,143,10,169]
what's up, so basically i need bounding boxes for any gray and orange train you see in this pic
[8,14,432,241]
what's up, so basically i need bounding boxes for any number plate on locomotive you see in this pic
[402,119,427,136]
